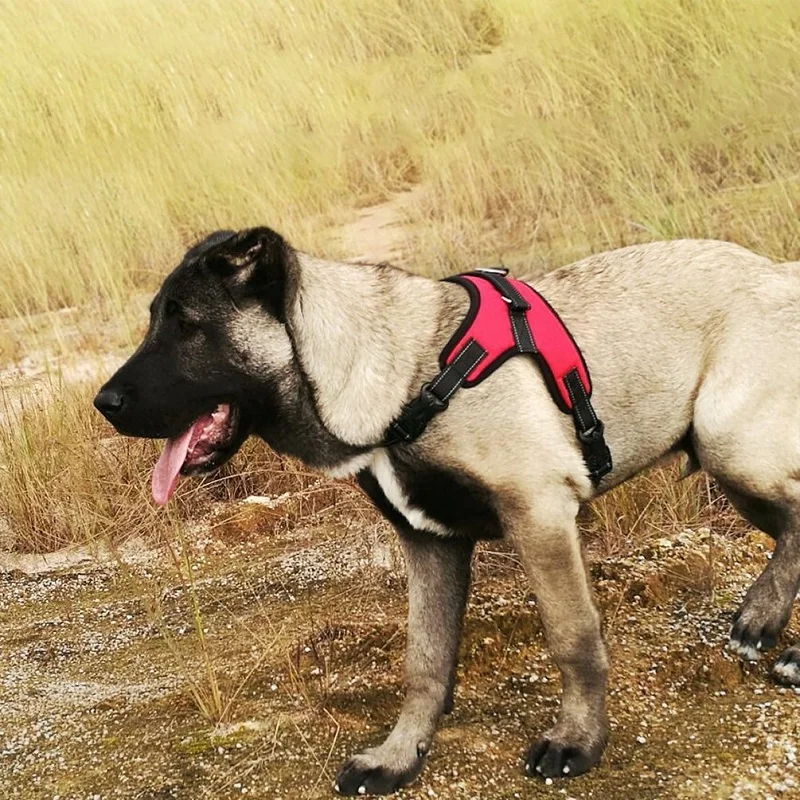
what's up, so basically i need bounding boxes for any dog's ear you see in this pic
[186,230,237,259]
[206,227,288,322]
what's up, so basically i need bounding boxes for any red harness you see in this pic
[385,269,612,485]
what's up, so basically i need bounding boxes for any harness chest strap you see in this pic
[384,269,613,486]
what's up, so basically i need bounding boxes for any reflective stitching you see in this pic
[444,348,486,398]
[566,376,592,430]
[428,368,449,392]
[521,313,535,352]
[429,342,486,397]
[510,313,522,349]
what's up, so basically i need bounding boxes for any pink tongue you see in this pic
[152,427,195,506]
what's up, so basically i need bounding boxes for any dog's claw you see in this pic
[335,749,424,795]
[773,646,800,686]
[525,736,604,780]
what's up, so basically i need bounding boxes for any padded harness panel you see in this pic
[384,268,612,486]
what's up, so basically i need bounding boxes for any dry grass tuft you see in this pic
[583,462,739,557]
[0,379,349,553]
[0,380,164,552]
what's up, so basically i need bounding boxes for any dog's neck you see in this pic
[286,254,445,446]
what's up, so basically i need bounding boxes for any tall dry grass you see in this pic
[1,0,790,550]
[2,0,799,316]
[0,379,330,552]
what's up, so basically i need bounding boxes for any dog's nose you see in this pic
[93,387,126,419]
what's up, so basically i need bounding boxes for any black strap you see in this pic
[472,270,529,311]
[563,369,612,485]
[384,340,486,445]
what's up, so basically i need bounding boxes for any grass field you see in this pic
[3,0,800,551]
[2,0,800,317]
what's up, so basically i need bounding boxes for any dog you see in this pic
[95,228,800,795]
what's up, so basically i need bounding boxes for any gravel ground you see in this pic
[0,505,798,800]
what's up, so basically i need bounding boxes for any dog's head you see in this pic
[94,227,296,504]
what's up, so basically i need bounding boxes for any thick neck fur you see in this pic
[286,254,445,446]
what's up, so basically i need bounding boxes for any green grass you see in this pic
[2,0,799,315]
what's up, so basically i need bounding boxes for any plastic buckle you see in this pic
[577,420,605,444]
[419,383,449,412]
[386,384,449,445]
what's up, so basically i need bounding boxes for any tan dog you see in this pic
[95,231,800,795]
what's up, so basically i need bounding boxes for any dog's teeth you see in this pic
[358,786,367,795]
[334,784,340,793]
[563,764,571,774]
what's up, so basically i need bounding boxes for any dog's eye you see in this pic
[165,299,179,316]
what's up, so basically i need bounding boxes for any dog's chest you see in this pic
[349,450,503,540]
[368,451,451,536]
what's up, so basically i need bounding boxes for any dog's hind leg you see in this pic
[506,490,609,780]
[691,309,800,680]
[721,484,800,670]
[696,452,800,673]
[334,529,473,796]
[724,488,800,662]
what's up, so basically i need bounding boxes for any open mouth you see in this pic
[151,403,239,506]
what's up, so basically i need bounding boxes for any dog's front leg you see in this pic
[335,530,473,796]
[507,494,609,780]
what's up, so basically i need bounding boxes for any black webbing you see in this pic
[563,368,612,485]
[383,272,613,488]
[472,271,536,354]
[384,340,486,445]
[472,270,529,311]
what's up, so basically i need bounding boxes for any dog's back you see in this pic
[517,240,800,486]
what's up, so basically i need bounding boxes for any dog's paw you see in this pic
[728,591,792,661]
[772,646,800,686]
[524,734,605,780]
[334,746,425,796]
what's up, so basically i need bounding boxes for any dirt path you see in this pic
[0,186,422,418]
[336,187,426,266]
[0,296,147,422]
[1,508,798,800]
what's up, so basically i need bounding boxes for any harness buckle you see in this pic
[420,382,449,411]
[385,384,449,444]
[577,420,604,444]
